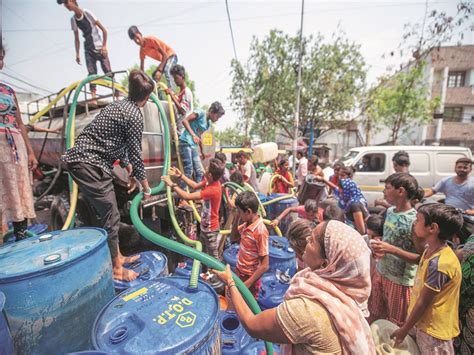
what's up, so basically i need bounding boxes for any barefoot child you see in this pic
[391,204,463,354]
[58,0,111,105]
[230,191,269,299]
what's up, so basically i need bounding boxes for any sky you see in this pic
[2,0,472,131]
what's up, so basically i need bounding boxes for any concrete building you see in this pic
[422,45,474,150]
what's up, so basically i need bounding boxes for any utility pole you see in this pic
[292,0,305,178]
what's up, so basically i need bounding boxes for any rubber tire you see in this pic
[50,193,70,230]
[75,192,98,227]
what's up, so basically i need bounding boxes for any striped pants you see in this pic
[367,270,412,326]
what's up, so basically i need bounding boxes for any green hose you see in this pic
[128,95,273,354]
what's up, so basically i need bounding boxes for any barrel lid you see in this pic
[269,236,294,258]
[114,251,168,291]
[0,228,107,283]
[93,277,219,353]
[370,319,420,355]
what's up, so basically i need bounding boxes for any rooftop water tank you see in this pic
[93,277,221,353]
[0,228,115,354]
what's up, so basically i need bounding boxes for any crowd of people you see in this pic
[1,1,473,353]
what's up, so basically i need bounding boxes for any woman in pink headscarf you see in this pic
[213,220,375,354]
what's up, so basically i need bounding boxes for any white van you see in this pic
[333,146,473,206]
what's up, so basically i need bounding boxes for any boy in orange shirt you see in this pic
[128,25,177,88]
[230,191,269,299]
[161,159,224,261]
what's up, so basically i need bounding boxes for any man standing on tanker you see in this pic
[62,70,154,282]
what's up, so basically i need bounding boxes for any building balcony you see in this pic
[445,87,474,106]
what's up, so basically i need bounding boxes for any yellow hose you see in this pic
[157,82,201,223]
[61,79,128,230]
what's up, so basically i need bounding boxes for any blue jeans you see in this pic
[179,141,204,188]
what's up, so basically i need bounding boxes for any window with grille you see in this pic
[447,72,465,87]
[444,107,463,122]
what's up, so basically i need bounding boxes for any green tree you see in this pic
[120,64,199,107]
[366,63,439,144]
[215,127,247,146]
[229,29,366,142]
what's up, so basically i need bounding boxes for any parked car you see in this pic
[330,145,473,206]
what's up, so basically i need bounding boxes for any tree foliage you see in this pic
[229,29,366,142]
[366,63,439,145]
[120,64,199,107]
[215,127,248,146]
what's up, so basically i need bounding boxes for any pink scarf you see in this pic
[284,220,376,355]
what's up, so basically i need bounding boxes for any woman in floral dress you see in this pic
[0,44,38,242]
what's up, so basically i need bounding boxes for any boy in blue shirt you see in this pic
[179,102,225,187]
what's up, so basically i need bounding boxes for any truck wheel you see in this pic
[75,193,97,227]
[50,193,70,230]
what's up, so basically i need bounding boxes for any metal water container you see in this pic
[0,228,115,355]
[93,277,221,353]
[113,251,168,293]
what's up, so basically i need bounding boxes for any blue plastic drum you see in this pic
[258,272,291,310]
[2,223,49,244]
[268,236,297,276]
[0,292,13,355]
[265,193,298,234]
[93,277,221,354]
[0,228,115,355]
[223,236,296,276]
[114,251,168,292]
[220,311,258,354]
[173,258,197,277]
[242,341,280,354]
[223,243,240,272]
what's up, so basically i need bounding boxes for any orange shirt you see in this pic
[236,217,269,276]
[140,36,176,62]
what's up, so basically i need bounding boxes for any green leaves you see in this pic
[365,62,438,144]
[229,29,367,142]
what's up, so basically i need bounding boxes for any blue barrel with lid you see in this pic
[173,258,197,277]
[223,236,296,276]
[268,236,296,277]
[0,292,13,355]
[258,272,291,310]
[114,251,168,292]
[93,277,221,353]
[242,341,280,354]
[0,228,114,355]
[223,243,240,272]
[265,193,298,234]
[2,223,48,244]
[219,310,258,354]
